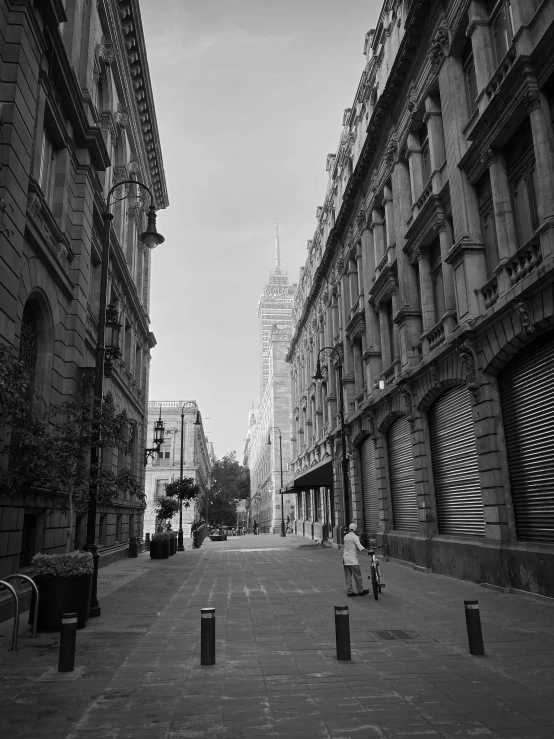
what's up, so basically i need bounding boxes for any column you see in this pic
[406,132,423,203]
[372,209,385,268]
[525,89,554,226]
[391,159,423,367]
[438,220,457,336]
[391,289,401,376]
[378,305,391,369]
[383,184,395,248]
[348,258,358,315]
[424,95,446,178]
[417,250,435,354]
[483,148,518,261]
[353,341,363,396]
[467,2,496,106]
[356,244,364,298]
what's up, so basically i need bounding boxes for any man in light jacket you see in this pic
[342,523,370,597]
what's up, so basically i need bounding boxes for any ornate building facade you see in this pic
[0,0,167,579]
[287,0,554,596]
[248,236,296,532]
[144,401,212,538]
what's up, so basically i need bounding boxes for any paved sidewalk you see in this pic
[1,534,554,739]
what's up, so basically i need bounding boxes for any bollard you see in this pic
[145,532,151,550]
[464,600,485,656]
[334,605,351,661]
[58,612,78,673]
[201,608,216,665]
[128,536,138,558]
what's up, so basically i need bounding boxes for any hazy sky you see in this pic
[141,0,380,458]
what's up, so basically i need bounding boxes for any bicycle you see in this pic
[367,544,385,601]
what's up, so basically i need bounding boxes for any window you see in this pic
[157,445,171,462]
[155,479,168,499]
[429,240,445,321]
[38,129,56,207]
[462,42,478,116]
[419,122,431,186]
[477,172,500,275]
[505,119,538,246]
[386,299,396,362]
[488,0,513,66]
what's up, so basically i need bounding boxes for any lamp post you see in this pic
[144,408,166,464]
[267,426,285,537]
[178,402,201,552]
[85,179,164,618]
[313,347,351,533]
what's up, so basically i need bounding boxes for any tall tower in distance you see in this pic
[258,222,295,399]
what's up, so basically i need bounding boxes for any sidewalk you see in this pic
[1,534,553,739]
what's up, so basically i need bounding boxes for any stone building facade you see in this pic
[287,0,554,597]
[144,401,212,538]
[0,0,167,579]
[248,246,296,532]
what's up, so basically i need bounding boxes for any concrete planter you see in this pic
[150,539,170,559]
[31,573,92,631]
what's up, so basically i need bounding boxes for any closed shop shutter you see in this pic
[360,437,379,534]
[387,416,418,531]
[499,333,554,543]
[429,386,485,537]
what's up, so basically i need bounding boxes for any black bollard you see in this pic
[58,612,78,673]
[464,600,485,656]
[334,605,351,661]
[201,608,216,665]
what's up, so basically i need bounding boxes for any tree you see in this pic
[155,496,180,525]
[0,342,143,551]
[199,451,250,528]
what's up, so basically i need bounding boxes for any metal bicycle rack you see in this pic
[0,574,40,650]
[0,580,20,650]
[3,574,40,639]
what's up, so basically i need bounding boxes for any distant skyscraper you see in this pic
[257,222,295,398]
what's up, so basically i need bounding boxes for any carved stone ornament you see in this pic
[523,89,541,112]
[481,148,497,167]
[321,287,329,305]
[384,135,399,166]
[429,360,443,389]
[384,394,392,416]
[400,384,416,431]
[514,300,536,336]
[429,22,450,69]
[356,208,367,229]
[458,339,480,403]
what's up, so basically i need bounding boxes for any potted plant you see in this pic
[150,531,171,559]
[30,551,93,630]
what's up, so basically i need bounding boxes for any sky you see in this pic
[141,0,381,458]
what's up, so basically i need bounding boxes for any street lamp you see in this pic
[144,407,166,464]
[267,426,286,537]
[85,179,165,618]
[313,346,351,531]
[178,402,201,552]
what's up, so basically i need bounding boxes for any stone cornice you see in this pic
[115,1,169,209]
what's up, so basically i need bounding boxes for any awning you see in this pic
[286,458,333,490]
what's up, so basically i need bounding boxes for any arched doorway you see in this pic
[429,385,484,537]
[387,417,418,531]
[499,332,554,543]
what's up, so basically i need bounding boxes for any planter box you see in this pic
[150,539,170,559]
[31,573,92,631]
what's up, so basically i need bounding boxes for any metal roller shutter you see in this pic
[499,333,554,543]
[387,416,418,531]
[360,437,379,534]
[429,386,485,537]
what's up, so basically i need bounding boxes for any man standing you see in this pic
[342,523,370,597]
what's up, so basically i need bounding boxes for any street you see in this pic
[1,535,554,739]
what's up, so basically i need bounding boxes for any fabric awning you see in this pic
[286,458,333,490]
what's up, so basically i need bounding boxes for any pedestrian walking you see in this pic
[342,523,370,597]
[253,519,258,535]
[285,515,292,534]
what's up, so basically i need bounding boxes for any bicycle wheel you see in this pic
[371,565,379,600]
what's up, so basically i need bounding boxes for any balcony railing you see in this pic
[504,237,542,288]
[151,459,174,467]
[480,274,499,310]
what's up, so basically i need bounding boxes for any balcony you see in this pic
[151,459,174,467]
[479,274,499,311]
[504,237,542,288]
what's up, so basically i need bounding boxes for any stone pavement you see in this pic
[1,534,554,739]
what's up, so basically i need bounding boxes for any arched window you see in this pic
[18,295,53,408]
